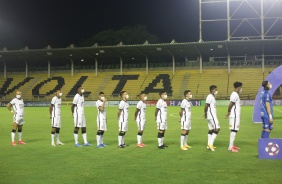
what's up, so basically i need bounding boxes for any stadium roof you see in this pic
[0,39,282,64]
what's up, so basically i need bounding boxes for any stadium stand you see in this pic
[1,75,34,100]
[121,71,147,98]
[81,73,107,99]
[100,72,121,98]
[170,70,192,99]
[0,77,13,97]
[140,71,173,99]
[142,74,173,95]
[183,70,201,99]
[228,68,263,99]
[65,76,90,97]
[188,69,228,99]
[0,67,280,101]
[111,75,140,95]
[32,77,65,97]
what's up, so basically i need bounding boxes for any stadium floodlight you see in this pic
[199,0,282,41]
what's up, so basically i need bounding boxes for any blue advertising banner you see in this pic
[258,138,282,159]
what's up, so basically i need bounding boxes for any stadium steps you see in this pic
[57,74,81,99]
[111,75,140,96]
[192,69,229,99]
[140,71,173,99]
[32,76,65,98]
[65,75,90,97]
[2,76,35,100]
[101,71,146,100]
[2,74,43,101]
[228,68,263,99]
[94,74,112,97]
[81,73,109,100]
[0,77,13,97]
[141,71,173,99]
[122,71,146,100]
[22,75,43,100]
[170,71,190,99]
[185,70,202,99]
[7,76,32,96]
[100,72,122,98]
[0,68,275,101]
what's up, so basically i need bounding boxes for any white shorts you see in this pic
[14,115,24,125]
[97,117,107,131]
[74,114,86,128]
[181,120,191,130]
[207,117,220,130]
[51,116,61,128]
[229,117,240,131]
[157,121,167,130]
[136,120,146,131]
[119,121,128,132]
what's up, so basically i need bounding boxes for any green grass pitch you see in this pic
[0,105,281,184]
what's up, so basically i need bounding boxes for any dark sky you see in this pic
[0,0,200,49]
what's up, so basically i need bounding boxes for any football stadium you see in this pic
[1,1,282,184]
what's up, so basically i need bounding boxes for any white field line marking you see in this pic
[170,113,179,118]
[274,108,282,113]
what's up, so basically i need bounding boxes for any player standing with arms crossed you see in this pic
[225,82,243,152]
[155,91,168,149]
[7,91,26,146]
[71,85,91,147]
[117,91,129,148]
[204,85,220,151]
[96,92,107,148]
[260,81,274,138]
[134,92,147,148]
[49,89,64,146]
[179,90,193,151]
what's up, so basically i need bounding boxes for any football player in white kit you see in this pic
[204,85,220,151]
[179,90,193,151]
[7,91,26,146]
[49,89,64,146]
[134,92,147,148]
[155,91,168,149]
[225,82,243,152]
[117,91,129,148]
[96,92,107,148]
[71,85,91,147]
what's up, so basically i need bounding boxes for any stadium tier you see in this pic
[0,68,280,101]
[193,69,229,99]
[228,68,263,99]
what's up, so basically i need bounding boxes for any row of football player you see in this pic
[66,83,243,151]
[6,81,274,151]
